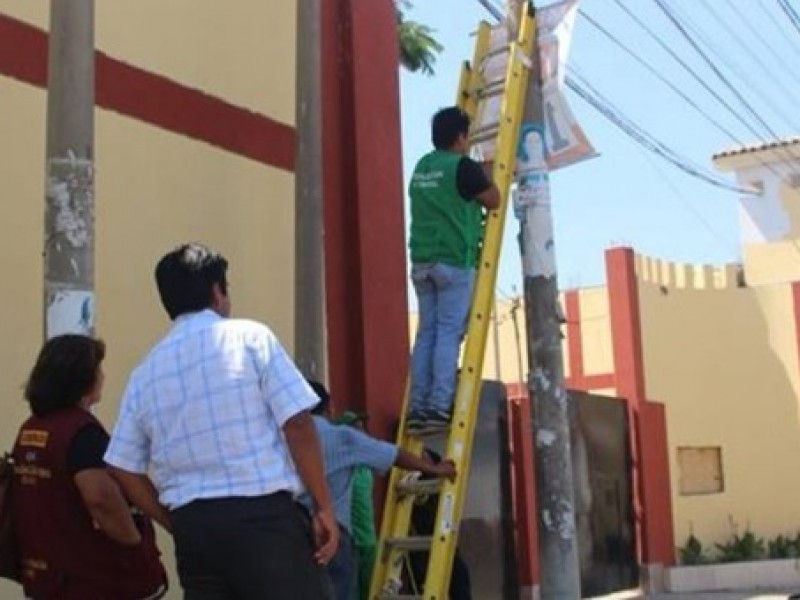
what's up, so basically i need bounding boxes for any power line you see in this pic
[651,0,784,142]
[607,0,774,146]
[778,0,800,36]
[686,0,800,131]
[756,0,800,60]
[566,67,759,196]
[723,0,800,84]
[579,9,748,146]
[640,150,740,259]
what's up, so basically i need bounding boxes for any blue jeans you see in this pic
[409,263,475,414]
[328,526,355,600]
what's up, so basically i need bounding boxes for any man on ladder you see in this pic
[371,4,537,596]
[406,106,500,434]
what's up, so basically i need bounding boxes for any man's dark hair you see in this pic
[432,107,471,150]
[155,243,229,320]
[307,380,330,416]
[25,335,105,417]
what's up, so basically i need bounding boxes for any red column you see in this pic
[507,395,540,590]
[321,0,409,441]
[606,247,675,567]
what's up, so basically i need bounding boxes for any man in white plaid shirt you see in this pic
[105,243,337,599]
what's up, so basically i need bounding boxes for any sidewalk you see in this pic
[594,589,798,600]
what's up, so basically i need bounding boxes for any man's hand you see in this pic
[312,505,339,565]
[432,460,457,482]
[108,467,172,534]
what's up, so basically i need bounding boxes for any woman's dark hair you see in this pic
[24,335,105,417]
[432,106,471,150]
[307,379,331,416]
[155,243,229,320]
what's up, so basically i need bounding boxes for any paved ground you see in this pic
[592,589,798,599]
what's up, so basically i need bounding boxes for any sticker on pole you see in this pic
[46,290,94,339]
[440,492,455,534]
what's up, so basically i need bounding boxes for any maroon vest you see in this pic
[12,406,166,599]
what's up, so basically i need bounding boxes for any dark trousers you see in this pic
[171,493,329,600]
[327,526,355,600]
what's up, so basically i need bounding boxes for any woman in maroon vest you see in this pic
[12,335,167,599]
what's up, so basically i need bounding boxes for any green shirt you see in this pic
[350,466,377,547]
[409,150,484,268]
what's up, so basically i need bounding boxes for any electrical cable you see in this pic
[651,0,784,142]
[756,0,800,60]
[566,67,759,196]
[607,0,774,146]
[579,9,748,147]
[688,0,800,131]
[778,0,800,35]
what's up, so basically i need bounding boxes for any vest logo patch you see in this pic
[19,429,49,448]
[15,464,52,485]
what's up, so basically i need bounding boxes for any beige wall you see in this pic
[451,248,800,558]
[575,287,614,380]
[1,3,296,597]
[637,254,800,547]
[0,1,295,123]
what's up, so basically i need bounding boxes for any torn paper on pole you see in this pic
[537,0,596,170]
[514,123,557,278]
[471,0,595,170]
[46,290,94,339]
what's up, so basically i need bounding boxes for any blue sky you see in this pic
[399,0,800,296]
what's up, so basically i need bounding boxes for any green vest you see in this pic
[409,150,484,268]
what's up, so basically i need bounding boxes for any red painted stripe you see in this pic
[564,291,584,380]
[565,373,615,390]
[792,283,800,381]
[508,397,539,586]
[0,14,295,171]
[606,247,675,566]
[607,248,646,406]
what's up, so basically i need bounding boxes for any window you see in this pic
[677,446,724,495]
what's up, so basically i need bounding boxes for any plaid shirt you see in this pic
[105,309,317,509]
[301,416,397,533]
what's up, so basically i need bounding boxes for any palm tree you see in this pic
[396,1,443,75]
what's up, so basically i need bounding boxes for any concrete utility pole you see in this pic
[512,1,582,597]
[294,0,327,381]
[44,0,96,340]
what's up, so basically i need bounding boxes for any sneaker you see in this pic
[422,408,451,432]
[406,409,426,432]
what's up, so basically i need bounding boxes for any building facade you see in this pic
[0,2,408,597]
[481,139,800,589]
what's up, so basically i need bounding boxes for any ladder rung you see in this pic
[483,44,510,61]
[396,476,441,498]
[384,536,432,552]
[411,425,450,439]
[479,79,506,99]
[470,121,500,145]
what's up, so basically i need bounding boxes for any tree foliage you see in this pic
[396,1,444,75]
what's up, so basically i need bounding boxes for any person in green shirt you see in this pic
[407,107,500,433]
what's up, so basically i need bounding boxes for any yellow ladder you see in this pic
[370,4,537,599]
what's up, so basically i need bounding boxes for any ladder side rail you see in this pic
[423,8,537,598]
[369,21,494,600]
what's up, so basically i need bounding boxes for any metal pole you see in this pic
[294,0,327,381]
[44,0,95,341]
[513,1,582,597]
